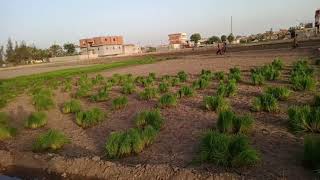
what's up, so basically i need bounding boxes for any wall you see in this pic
[80,45,123,56]
[123,45,141,55]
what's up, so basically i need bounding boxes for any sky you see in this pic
[0,0,319,48]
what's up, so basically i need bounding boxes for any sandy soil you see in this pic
[0,48,319,179]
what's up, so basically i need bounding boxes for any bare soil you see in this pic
[0,48,319,179]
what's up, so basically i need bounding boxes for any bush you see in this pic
[199,131,260,167]
[177,71,188,82]
[0,112,16,140]
[75,108,105,128]
[159,94,177,108]
[272,58,284,70]
[288,105,320,133]
[228,67,241,82]
[91,88,109,102]
[304,134,320,170]
[251,70,265,85]
[25,112,47,129]
[265,86,291,100]
[215,72,225,80]
[62,99,82,114]
[139,87,158,100]
[204,96,229,112]
[193,78,209,90]
[217,79,237,97]
[134,109,164,130]
[32,129,70,152]
[178,86,194,98]
[112,96,128,110]
[291,74,316,91]
[32,88,54,111]
[122,83,136,95]
[252,93,279,112]
[158,82,170,93]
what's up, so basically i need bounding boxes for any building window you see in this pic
[113,38,116,41]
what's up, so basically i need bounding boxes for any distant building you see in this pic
[316,9,320,32]
[168,33,187,49]
[79,36,141,57]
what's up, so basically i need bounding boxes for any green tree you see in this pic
[63,43,76,55]
[14,41,32,64]
[0,46,4,64]
[227,33,235,43]
[207,36,221,44]
[5,38,15,63]
[49,44,64,57]
[221,35,227,42]
[190,33,201,46]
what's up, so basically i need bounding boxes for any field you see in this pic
[0,48,319,179]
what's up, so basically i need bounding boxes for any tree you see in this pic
[227,33,235,43]
[5,38,15,63]
[190,33,201,46]
[63,43,76,55]
[207,36,221,44]
[221,35,227,42]
[13,41,32,64]
[49,44,64,57]
[0,46,4,64]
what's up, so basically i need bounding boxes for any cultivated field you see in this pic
[0,48,319,179]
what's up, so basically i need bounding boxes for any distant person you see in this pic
[222,42,227,54]
[216,43,222,55]
[293,34,298,49]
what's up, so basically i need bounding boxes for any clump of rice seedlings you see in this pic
[75,108,105,128]
[170,77,181,86]
[139,87,158,100]
[112,96,128,110]
[0,112,17,140]
[178,86,194,98]
[265,86,291,101]
[217,110,255,134]
[271,58,284,70]
[177,71,188,82]
[261,64,280,81]
[159,94,178,108]
[121,83,136,95]
[75,86,91,98]
[141,76,155,87]
[291,73,316,91]
[32,88,55,111]
[217,79,237,97]
[32,129,70,152]
[292,60,313,76]
[77,74,93,88]
[158,82,170,93]
[161,75,171,82]
[252,93,279,112]
[91,88,109,102]
[91,74,104,85]
[62,99,82,114]
[251,69,265,85]
[204,96,230,112]
[134,109,164,130]
[198,131,260,167]
[62,79,72,92]
[200,69,214,81]
[148,72,156,80]
[288,105,320,133]
[139,125,158,146]
[303,134,320,170]
[228,67,241,82]
[105,131,123,158]
[193,78,210,90]
[215,71,225,80]
[0,98,7,109]
[25,112,47,129]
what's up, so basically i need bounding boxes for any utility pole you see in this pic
[231,16,233,34]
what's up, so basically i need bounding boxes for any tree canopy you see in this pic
[221,35,227,42]
[63,43,76,55]
[207,36,221,44]
[190,33,202,45]
[227,33,235,43]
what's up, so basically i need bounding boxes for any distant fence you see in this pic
[49,54,98,63]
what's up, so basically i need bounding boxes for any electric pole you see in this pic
[231,16,233,34]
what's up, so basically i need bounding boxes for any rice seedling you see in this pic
[32,129,70,152]
[215,71,225,80]
[32,88,55,111]
[217,110,254,134]
[271,58,284,70]
[217,79,237,97]
[134,109,164,130]
[288,105,320,133]
[148,72,156,80]
[139,87,158,100]
[75,86,91,98]
[228,67,241,82]
[121,83,136,95]
[112,96,128,109]
[252,93,279,112]
[75,108,105,128]
[303,134,320,170]
[200,69,214,81]
[204,96,230,112]
[158,82,170,93]
[170,77,181,86]
[25,112,47,129]
[178,86,194,98]
[158,93,178,108]
[265,86,291,100]
[91,88,109,102]
[261,64,280,81]
[232,115,254,134]
[193,78,209,90]
[291,73,316,91]
[177,71,188,82]
[62,79,72,92]
[62,99,82,114]
[217,110,236,133]
[105,131,123,158]
[139,125,158,146]
[91,74,104,85]
[0,112,17,140]
[198,131,260,167]
[251,69,265,85]
[292,60,313,76]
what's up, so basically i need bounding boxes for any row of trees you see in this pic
[0,38,77,65]
[190,33,235,46]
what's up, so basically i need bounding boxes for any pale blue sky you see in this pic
[1,0,319,48]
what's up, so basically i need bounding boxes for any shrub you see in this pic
[252,93,278,112]
[32,89,54,111]
[272,58,284,70]
[32,129,70,152]
[251,70,265,85]
[265,86,291,100]
[159,94,177,108]
[177,71,188,82]
[0,112,16,140]
[91,89,109,102]
[193,78,209,90]
[134,109,164,130]
[139,87,158,100]
[62,99,82,114]
[112,96,128,110]
[204,96,229,112]
[199,131,260,167]
[158,82,170,93]
[288,105,320,133]
[228,67,241,82]
[25,112,47,129]
[122,83,136,95]
[178,86,194,98]
[75,108,105,128]
[217,79,237,97]
[291,74,316,91]
[304,134,320,170]
[215,72,225,80]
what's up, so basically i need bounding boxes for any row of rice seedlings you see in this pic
[251,58,283,85]
[0,112,17,140]
[32,88,55,111]
[290,60,316,91]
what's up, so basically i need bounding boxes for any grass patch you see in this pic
[265,86,291,101]
[112,96,128,110]
[134,109,164,130]
[204,96,230,112]
[288,105,320,133]
[215,71,225,80]
[290,59,316,91]
[32,88,55,111]
[25,112,47,129]
[251,69,265,86]
[62,99,82,114]
[252,93,279,112]
[178,86,194,98]
[272,58,284,70]
[75,108,105,128]
[159,93,178,108]
[262,64,281,81]
[32,129,70,152]
[139,87,158,100]
[193,78,210,90]
[0,112,17,140]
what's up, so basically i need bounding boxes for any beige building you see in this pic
[168,33,187,49]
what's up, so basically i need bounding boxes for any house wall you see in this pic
[80,45,123,56]
[123,45,141,55]
[79,36,123,48]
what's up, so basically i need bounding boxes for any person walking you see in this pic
[222,41,227,54]
[293,34,298,49]
[216,43,222,55]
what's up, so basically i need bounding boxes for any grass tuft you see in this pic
[32,88,55,111]
[265,86,291,101]
[158,82,170,93]
[159,93,178,108]
[112,96,128,110]
[252,93,278,112]
[75,108,105,128]
[204,96,230,112]
[178,86,194,98]
[139,87,158,100]
[62,99,82,114]
[32,129,70,152]
[0,112,17,140]
[228,67,241,82]
[122,83,136,95]
[91,88,109,102]
[25,112,47,129]
[177,71,188,82]
[134,109,164,130]
[288,105,320,133]
[217,79,237,97]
